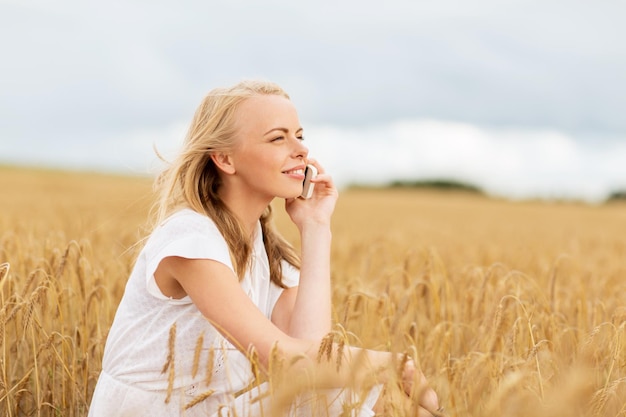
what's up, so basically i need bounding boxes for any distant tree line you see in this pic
[348,178,626,204]
[388,179,484,194]
[349,178,484,194]
[607,190,626,202]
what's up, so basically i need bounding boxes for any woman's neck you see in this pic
[218,187,272,237]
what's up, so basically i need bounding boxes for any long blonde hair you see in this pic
[152,80,300,286]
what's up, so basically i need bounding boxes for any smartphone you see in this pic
[300,164,318,199]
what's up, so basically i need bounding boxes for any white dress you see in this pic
[88,209,380,417]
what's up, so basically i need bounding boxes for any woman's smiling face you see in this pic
[228,94,309,200]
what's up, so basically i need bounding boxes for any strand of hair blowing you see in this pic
[151,80,300,287]
[260,205,301,288]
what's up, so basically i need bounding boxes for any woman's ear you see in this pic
[210,152,236,175]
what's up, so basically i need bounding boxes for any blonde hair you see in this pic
[152,80,300,286]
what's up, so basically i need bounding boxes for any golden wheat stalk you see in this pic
[162,323,176,404]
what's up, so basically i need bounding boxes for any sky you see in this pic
[1,0,625,202]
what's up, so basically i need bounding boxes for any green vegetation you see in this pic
[607,190,626,202]
[349,178,484,194]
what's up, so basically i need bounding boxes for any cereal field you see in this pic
[1,165,625,416]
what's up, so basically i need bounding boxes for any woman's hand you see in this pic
[401,359,441,415]
[284,159,338,231]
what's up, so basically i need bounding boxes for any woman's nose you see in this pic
[293,138,308,159]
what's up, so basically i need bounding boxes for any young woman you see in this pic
[88,80,439,416]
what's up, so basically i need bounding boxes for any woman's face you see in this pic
[228,94,309,200]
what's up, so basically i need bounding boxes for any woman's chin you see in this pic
[282,188,304,199]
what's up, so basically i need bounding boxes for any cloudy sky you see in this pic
[1,0,625,202]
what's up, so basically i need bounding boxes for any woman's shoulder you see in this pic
[152,208,222,240]
[161,208,215,227]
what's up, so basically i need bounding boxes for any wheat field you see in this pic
[1,165,625,416]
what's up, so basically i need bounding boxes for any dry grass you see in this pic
[1,165,625,416]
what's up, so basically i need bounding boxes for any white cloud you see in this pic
[306,120,626,202]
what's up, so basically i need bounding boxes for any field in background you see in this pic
[1,166,625,416]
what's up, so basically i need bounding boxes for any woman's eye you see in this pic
[297,136,305,141]
[271,136,284,142]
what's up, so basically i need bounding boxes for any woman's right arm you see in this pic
[155,255,439,412]
[156,255,309,364]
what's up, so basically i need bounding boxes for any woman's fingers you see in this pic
[420,384,439,411]
[306,158,322,174]
[407,367,439,415]
[310,173,335,190]
[302,158,337,197]
[416,406,433,417]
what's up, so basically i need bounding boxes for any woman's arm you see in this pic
[273,221,332,339]
[278,162,337,339]
[158,256,307,364]
[157,255,439,412]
